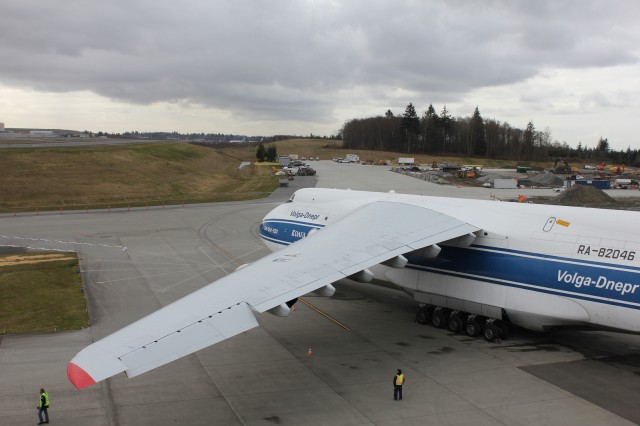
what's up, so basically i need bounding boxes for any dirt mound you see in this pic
[529,171,564,187]
[554,184,616,207]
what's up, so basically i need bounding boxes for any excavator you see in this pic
[552,158,572,174]
[596,162,625,174]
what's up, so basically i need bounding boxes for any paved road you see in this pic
[1,162,639,425]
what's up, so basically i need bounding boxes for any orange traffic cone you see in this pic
[307,347,313,357]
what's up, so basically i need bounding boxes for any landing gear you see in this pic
[416,306,511,343]
[482,322,501,342]
[465,314,483,337]
[415,304,432,324]
[448,311,467,333]
[496,320,510,339]
[482,318,507,342]
[431,307,449,329]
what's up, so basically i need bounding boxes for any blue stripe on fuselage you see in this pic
[258,222,640,308]
[259,219,322,245]
[407,245,640,308]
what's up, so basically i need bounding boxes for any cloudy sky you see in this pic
[1,1,639,149]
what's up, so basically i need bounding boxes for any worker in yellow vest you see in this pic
[393,369,405,400]
[37,387,49,424]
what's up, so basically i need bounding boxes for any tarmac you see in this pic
[1,161,640,425]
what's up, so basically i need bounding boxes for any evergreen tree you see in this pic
[596,137,609,152]
[385,109,394,118]
[266,145,277,162]
[421,104,439,153]
[522,121,535,160]
[402,103,420,153]
[256,143,266,162]
[470,106,486,155]
[440,106,452,153]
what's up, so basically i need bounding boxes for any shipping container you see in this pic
[574,180,611,189]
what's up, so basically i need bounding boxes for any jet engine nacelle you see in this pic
[349,268,374,283]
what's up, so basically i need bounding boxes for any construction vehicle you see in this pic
[596,162,625,174]
[611,165,625,174]
[552,158,574,174]
[456,167,480,179]
[297,166,316,176]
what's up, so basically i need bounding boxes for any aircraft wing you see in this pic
[68,201,478,389]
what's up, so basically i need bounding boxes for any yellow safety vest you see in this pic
[39,391,49,408]
[395,374,404,386]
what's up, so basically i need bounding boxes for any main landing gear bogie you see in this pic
[416,304,510,342]
[415,304,433,324]
[431,307,449,329]
[447,311,468,333]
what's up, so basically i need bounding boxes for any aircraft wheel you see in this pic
[431,309,446,329]
[466,318,482,337]
[496,321,510,339]
[483,324,501,342]
[416,307,431,325]
[448,315,464,333]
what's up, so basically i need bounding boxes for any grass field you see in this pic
[0,253,89,333]
[0,138,543,213]
[0,143,279,212]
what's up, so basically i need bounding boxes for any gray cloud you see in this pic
[1,0,638,124]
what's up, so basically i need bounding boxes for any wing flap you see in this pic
[69,302,258,387]
[121,302,258,378]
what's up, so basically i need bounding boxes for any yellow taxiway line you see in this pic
[299,297,351,331]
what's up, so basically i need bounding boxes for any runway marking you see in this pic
[82,265,212,272]
[95,267,217,285]
[198,246,232,275]
[92,259,212,267]
[213,244,243,267]
[299,298,351,331]
[0,235,127,250]
[160,266,219,291]
[234,247,264,262]
[134,250,215,266]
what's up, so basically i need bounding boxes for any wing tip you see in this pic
[67,362,96,389]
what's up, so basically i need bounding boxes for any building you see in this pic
[29,130,55,135]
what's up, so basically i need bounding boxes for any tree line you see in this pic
[341,104,640,166]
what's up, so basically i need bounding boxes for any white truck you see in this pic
[613,179,636,189]
[345,153,360,163]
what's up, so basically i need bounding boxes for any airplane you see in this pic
[68,187,640,389]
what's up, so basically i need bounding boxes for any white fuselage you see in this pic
[259,188,640,333]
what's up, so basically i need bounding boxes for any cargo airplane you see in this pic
[68,188,640,389]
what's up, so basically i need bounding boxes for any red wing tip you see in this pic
[67,362,96,389]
